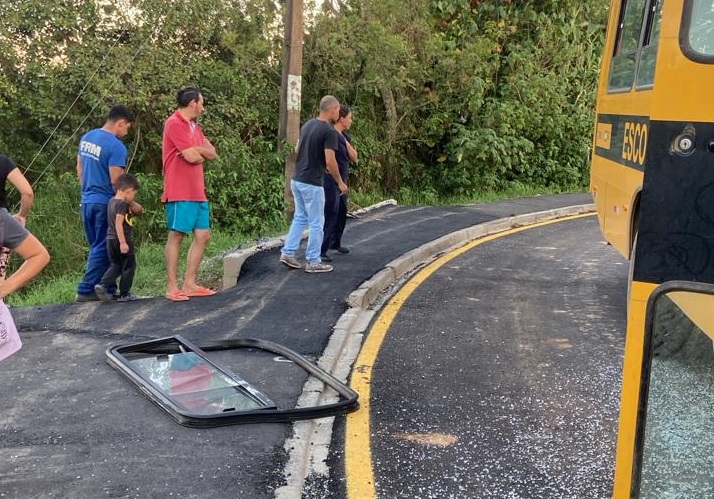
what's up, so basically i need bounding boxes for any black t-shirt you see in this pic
[293,118,339,187]
[0,155,18,209]
[336,132,352,180]
[326,132,352,187]
[106,198,134,242]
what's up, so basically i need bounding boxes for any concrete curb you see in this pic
[222,199,398,290]
[222,236,285,289]
[348,203,595,309]
[275,202,596,498]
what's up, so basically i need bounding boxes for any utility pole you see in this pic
[278,0,304,219]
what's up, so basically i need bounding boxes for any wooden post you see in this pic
[279,0,304,219]
[277,0,291,147]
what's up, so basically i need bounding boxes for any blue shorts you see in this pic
[165,201,211,233]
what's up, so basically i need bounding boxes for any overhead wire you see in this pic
[13,1,167,197]
[21,17,127,178]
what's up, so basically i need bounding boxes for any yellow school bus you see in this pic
[590,0,714,497]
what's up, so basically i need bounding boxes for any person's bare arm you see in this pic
[325,149,348,194]
[198,139,217,160]
[0,235,49,299]
[7,169,34,223]
[76,155,83,181]
[109,166,124,189]
[181,139,217,164]
[129,201,144,215]
[179,148,205,164]
[115,214,129,254]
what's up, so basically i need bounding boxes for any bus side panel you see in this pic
[590,157,610,245]
[634,120,714,284]
[591,111,649,258]
[604,161,642,257]
[591,156,643,257]
[612,280,658,499]
[651,12,714,123]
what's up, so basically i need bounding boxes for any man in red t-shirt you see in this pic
[161,86,218,301]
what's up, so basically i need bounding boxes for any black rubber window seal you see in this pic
[107,335,359,428]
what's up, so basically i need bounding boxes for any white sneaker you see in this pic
[305,261,333,273]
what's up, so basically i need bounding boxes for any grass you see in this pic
[352,184,585,207]
[8,185,586,307]
[398,184,583,206]
[7,225,289,307]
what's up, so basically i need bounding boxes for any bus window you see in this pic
[634,288,714,497]
[686,0,714,55]
[609,0,648,91]
[635,0,664,88]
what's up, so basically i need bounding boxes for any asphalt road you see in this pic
[325,215,629,499]
[0,193,619,499]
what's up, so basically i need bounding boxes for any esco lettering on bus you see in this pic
[621,121,648,166]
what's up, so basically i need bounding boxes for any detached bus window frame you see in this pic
[608,0,665,93]
[107,335,360,427]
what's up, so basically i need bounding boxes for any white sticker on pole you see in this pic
[287,74,302,112]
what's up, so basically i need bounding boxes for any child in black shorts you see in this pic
[94,174,144,302]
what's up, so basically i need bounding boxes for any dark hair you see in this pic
[107,105,135,123]
[339,105,351,120]
[115,173,139,191]
[176,86,202,108]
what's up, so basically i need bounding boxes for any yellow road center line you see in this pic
[345,212,595,498]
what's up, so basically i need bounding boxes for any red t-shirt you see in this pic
[161,111,208,202]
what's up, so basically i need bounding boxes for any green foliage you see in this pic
[204,139,285,234]
[6,227,281,307]
[0,0,608,301]
[130,172,165,244]
[305,0,607,195]
[23,172,84,277]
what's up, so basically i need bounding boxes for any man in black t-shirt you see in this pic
[280,95,348,273]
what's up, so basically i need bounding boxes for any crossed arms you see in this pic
[180,139,217,164]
